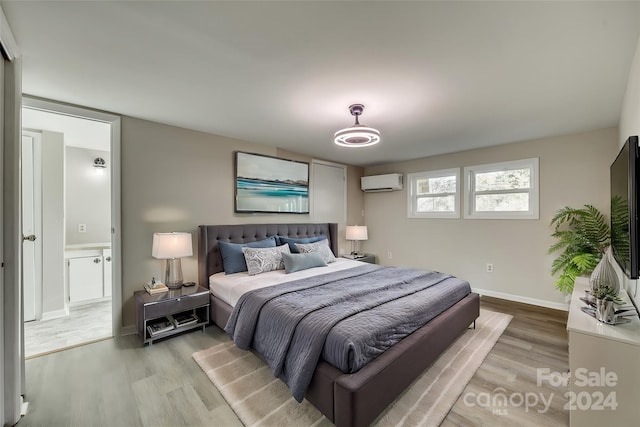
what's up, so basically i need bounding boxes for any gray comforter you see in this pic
[225,264,471,402]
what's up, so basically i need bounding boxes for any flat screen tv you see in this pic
[611,135,640,279]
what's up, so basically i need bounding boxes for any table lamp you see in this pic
[346,225,368,258]
[152,232,193,289]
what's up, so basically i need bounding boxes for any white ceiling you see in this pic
[3,1,640,166]
[22,108,111,151]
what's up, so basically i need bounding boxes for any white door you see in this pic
[21,133,42,321]
[103,249,112,297]
[69,257,104,302]
[311,160,347,250]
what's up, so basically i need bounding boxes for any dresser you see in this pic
[567,278,640,426]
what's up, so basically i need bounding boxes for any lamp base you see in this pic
[163,258,184,289]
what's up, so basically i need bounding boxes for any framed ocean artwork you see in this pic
[234,152,310,214]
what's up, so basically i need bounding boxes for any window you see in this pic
[407,168,460,218]
[464,158,539,219]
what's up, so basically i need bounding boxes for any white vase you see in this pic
[590,254,619,294]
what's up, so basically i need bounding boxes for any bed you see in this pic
[198,223,480,427]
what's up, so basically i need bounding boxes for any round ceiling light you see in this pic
[334,104,381,148]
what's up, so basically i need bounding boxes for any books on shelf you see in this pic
[170,312,200,328]
[146,318,175,337]
[144,282,168,295]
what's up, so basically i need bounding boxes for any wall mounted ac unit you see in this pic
[361,173,403,192]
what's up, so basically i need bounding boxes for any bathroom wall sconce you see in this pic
[93,157,106,175]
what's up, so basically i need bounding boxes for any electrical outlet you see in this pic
[78,224,87,233]
[486,263,494,273]
[387,251,393,259]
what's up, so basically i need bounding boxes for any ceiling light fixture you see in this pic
[334,104,381,148]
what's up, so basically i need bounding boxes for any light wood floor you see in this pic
[19,297,568,427]
[24,299,112,358]
[444,297,569,426]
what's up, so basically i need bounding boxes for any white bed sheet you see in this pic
[209,258,365,307]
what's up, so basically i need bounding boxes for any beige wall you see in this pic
[363,128,618,308]
[41,130,65,316]
[65,147,111,245]
[618,30,640,308]
[120,117,363,327]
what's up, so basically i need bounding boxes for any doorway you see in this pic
[21,98,122,357]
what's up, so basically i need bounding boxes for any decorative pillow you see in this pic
[218,236,276,274]
[282,252,327,274]
[295,240,336,264]
[242,244,291,276]
[277,235,328,253]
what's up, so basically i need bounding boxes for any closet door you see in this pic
[311,160,346,251]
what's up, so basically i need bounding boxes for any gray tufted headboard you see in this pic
[198,223,338,287]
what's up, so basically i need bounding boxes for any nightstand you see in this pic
[342,253,376,264]
[135,285,210,345]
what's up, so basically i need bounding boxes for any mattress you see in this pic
[209,257,364,306]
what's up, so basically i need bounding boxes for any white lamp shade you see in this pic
[346,225,368,241]
[152,232,193,259]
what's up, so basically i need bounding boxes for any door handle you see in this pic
[105,256,112,262]
[22,235,36,242]
[93,258,101,264]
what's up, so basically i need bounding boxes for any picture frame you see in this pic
[234,151,310,214]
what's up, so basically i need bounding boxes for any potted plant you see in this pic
[592,285,622,324]
[591,285,623,303]
[548,205,610,294]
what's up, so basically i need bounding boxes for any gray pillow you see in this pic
[218,236,276,274]
[277,235,327,253]
[295,240,336,264]
[282,252,328,273]
[242,244,291,276]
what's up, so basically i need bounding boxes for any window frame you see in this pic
[407,168,460,219]
[463,158,539,220]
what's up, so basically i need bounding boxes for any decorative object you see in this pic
[234,151,309,214]
[345,225,368,257]
[548,205,610,294]
[193,309,512,427]
[592,286,623,324]
[93,157,106,175]
[152,232,193,289]
[589,250,619,294]
[334,104,381,147]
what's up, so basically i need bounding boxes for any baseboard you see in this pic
[472,287,569,311]
[119,324,136,336]
[40,308,69,321]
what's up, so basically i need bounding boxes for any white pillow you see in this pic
[295,240,336,264]
[242,244,291,276]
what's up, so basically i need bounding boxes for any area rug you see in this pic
[193,309,512,427]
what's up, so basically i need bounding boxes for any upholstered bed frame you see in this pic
[198,223,480,427]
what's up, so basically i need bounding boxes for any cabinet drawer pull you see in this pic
[93,258,101,264]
